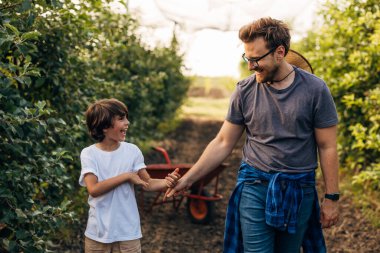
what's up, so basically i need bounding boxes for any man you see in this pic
[166,17,339,253]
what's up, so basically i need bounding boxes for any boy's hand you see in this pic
[164,177,191,200]
[164,168,181,188]
[128,173,149,188]
[163,168,181,201]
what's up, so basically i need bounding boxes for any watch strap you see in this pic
[324,193,340,201]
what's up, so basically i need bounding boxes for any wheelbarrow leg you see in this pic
[147,192,164,212]
[173,195,185,211]
[137,187,145,212]
[213,174,220,196]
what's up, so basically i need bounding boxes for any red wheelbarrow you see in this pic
[140,147,227,224]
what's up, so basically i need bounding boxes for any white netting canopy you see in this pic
[127,0,319,34]
[112,0,322,76]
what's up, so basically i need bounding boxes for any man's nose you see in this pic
[249,62,259,71]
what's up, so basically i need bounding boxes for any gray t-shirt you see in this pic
[226,67,338,173]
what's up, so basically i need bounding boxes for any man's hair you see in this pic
[85,98,129,142]
[239,17,291,55]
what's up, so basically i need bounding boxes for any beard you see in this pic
[253,64,280,84]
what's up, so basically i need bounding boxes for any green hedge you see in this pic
[0,0,189,251]
[296,0,380,193]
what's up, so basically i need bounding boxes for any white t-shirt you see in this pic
[79,142,146,243]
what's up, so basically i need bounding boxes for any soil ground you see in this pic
[140,118,380,253]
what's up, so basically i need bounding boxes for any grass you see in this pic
[189,75,238,92]
[180,97,230,121]
[340,174,380,228]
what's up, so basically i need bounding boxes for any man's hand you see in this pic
[320,198,339,228]
[164,168,181,188]
[163,176,193,201]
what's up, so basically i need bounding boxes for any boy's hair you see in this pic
[85,98,129,142]
[239,17,291,56]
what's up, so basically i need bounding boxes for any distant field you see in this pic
[179,76,236,121]
[180,97,230,121]
[189,75,238,92]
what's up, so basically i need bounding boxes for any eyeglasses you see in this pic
[242,47,276,68]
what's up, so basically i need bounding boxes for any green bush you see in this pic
[296,0,380,193]
[0,0,189,251]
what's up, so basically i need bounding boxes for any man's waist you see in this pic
[242,158,317,174]
[238,162,316,185]
[244,179,315,189]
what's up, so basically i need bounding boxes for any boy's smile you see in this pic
[100,115,129,150]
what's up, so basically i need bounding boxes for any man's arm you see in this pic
[166,120,245,198]
[315,125,340,228]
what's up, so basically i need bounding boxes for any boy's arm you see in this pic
[84,172,148,198]
[138,168,180,192]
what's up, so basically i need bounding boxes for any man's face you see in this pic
[243,37,279,84]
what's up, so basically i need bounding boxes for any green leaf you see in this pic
[4,23,20,36]
[60,199,71,209]
[15,208,27,219]
[32,210,43,216]
[9,240,18,252]
[16,44,34,56]
[23,76,31,86]
[35,77,45,87]
[35,101,46,110]
[21,31,41,41]
[16,229,30,240]
[57,118,66,125]
[21,0,33,12]
[27,12,36,26]
[0,36,14,47]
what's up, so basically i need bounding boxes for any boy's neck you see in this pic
[96,141,120,152]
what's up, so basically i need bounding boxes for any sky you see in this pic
[113,0,326,78]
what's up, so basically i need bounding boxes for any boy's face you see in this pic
[103,115,129,143]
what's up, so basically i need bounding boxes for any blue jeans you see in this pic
[239,180,315,253]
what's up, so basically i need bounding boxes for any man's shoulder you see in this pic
[236,74,257,90]
[296,67,328,91]
[297,68,329,96]
[238,74,256,86]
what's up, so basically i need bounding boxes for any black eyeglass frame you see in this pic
[242,47,277,68]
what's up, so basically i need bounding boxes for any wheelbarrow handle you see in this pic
[152,146,172,164]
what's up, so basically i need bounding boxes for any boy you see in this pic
[79,98,180,253]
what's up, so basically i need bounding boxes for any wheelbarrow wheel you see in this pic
[186,189,215,224]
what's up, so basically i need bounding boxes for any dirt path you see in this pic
[140,118,380,253]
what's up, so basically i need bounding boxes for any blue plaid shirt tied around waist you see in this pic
[223,162,326,253]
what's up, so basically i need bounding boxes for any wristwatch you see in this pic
[324,193,340,201]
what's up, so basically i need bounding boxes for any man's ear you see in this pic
[275,45,286,60]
